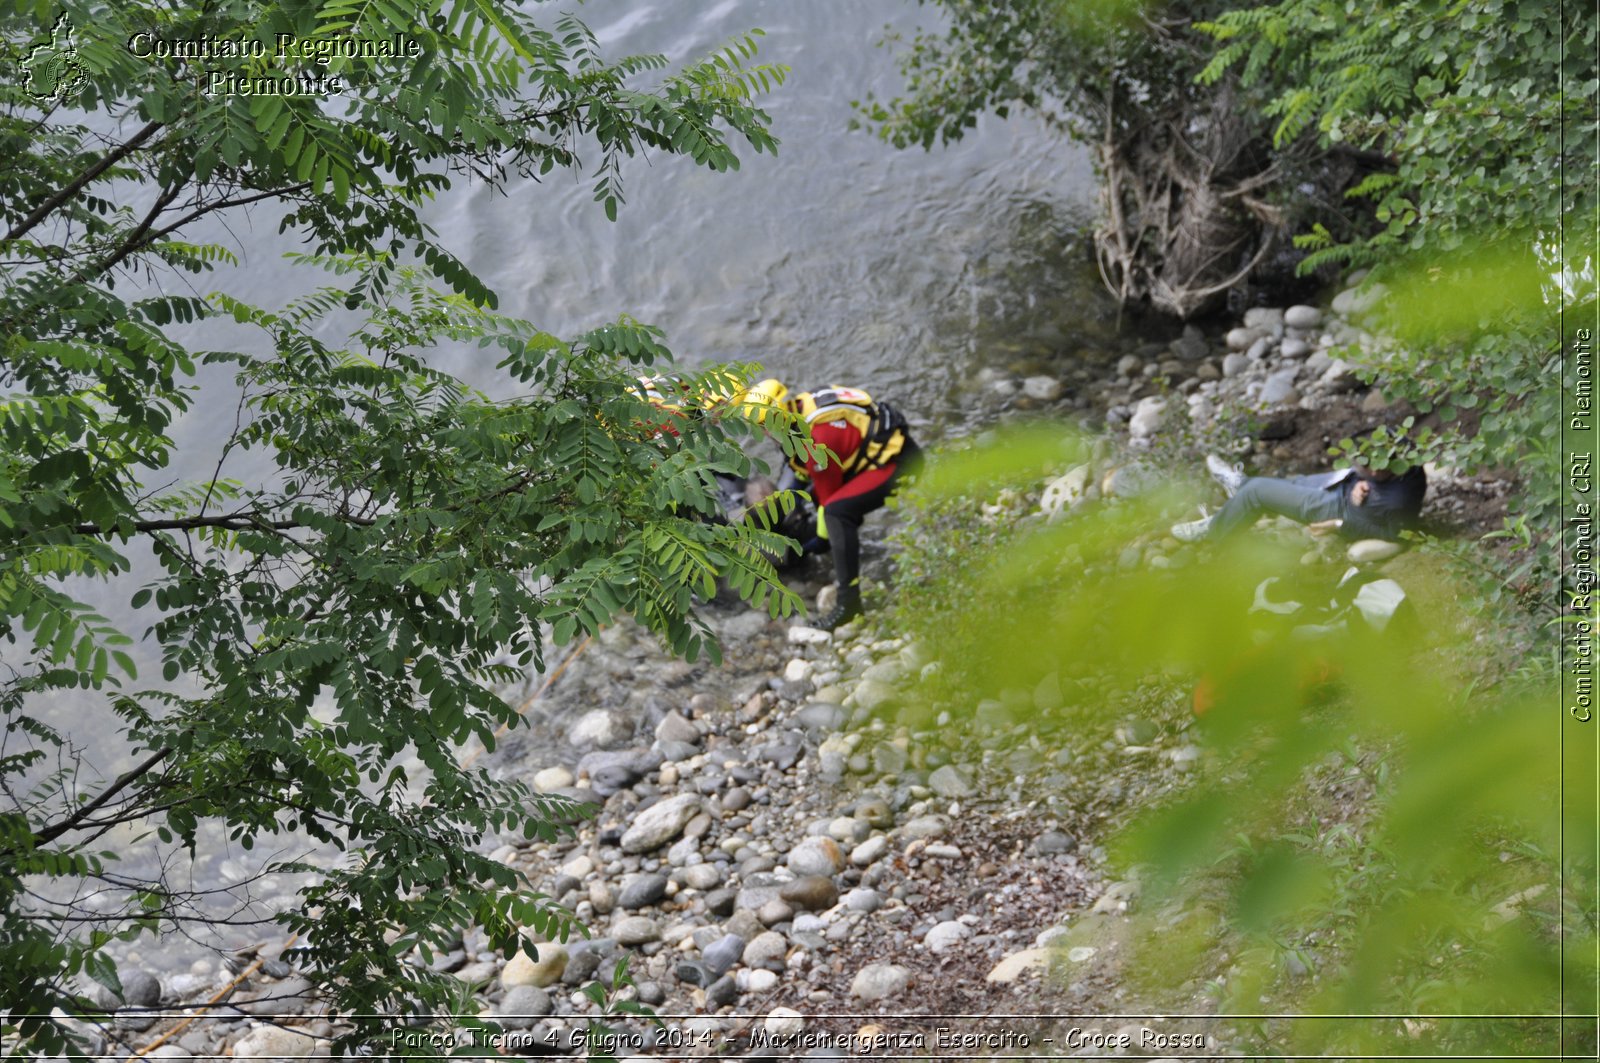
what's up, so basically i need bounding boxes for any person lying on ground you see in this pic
[1171,453,1426,543]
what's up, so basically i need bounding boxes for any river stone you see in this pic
[613,916,660,946]
[900,815,949,840]
[850,963,911,1001]
[618,873,669,909]
[787,625,832,646]
[1225,326,1262,351]
[1222,353,1250,378]
[928,765,975,798]
[705,975,739,1009]
[496,986,553,1029]
[681,863,722,891]
[143,1048,193,1059]
[568,709,628,749]
[765,1007,805,1038]
[532,766,574,792]
[786,837,845,877]
[755,733,805,770]
[1259,369,1300,405]
[795,702,847,732]
[871,742,908,774]
[850,835,889,867]
[654,711,700,745]
[1281,337,1312,359]
[1040,464,1092,517]
[240,975,313,1015]
[233,1026,326,1060]
[737,968,781,994]
[1022,376,1064,402]
[986,948,1052,984]
[1116,354,1142,377]
[561,948,602,985]
[702,933,746,976]
[780,876,839,912]
[1127,397,1166,438]
[1285,305,1323,329]
[828,816,870,844]
[1348,539,1404,563]
[1172,325,1209,360]
[1321,359,1361,392]
[1244,307,1284,330]
[924,920,972,954]
[742,931,788,971]
[620,794,700,853]
[843,888,884,913]
[759,898,795,925]
[851,678,896,711]
[503,943,568,988]
[1036,831,1077,855]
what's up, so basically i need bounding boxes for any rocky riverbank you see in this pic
[74,275,1514,1060]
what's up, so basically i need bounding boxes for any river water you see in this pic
[43,0,1151,975]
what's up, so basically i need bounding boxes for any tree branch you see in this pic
[4,121,164,244]
[29,746,171,846]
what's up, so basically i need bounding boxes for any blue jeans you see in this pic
[1209,475,1349,538]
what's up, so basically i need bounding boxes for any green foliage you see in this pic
[0,0,790,1053]
[889,426,1596,1057]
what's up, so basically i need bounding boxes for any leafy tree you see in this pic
[1194,0,1597,587]
[857,0,1331,318]
[0,0,795,1053]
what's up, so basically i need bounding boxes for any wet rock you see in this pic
[620,794,701,853]
[496,986,553,1029]
[618,873,669,910]
[780,876,839,912]
[786,837,845,877]
[850,963,911,1002]
[503,943,568,988]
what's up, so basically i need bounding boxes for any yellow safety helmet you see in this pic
[737,378,790,423]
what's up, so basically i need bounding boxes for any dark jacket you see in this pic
[1339,466,1427,541]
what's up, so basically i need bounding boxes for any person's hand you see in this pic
[1306,519,1343,537]
[1350,480,1371,507]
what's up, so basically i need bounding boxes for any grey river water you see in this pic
[27,0,1154,975]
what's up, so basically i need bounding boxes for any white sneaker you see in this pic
[1205,454,1247,496]
[1171,515,1215,542]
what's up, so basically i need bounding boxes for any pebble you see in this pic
[1023,376,1064,402]
[986,948,1052,984]
[496,986,553,1028]
[568,709,628,749]
[787,626,832,645]
[1222,353,1250,377]
[924,920,971,953]
[702,934,745,976]
[738,968,781,993]
[842,888,884,913]
[654,711,700,745]
[743,931,788,971]
[613,916,660,946]
[1285,304,1323,329]
[786,837,845,877]
[899,815,948,840]
[681,863,722,891]
[850,963,912,1001]
[779,876,839,912]
[620,794,701,853]
[765,1007,805,1037]
[927,765,974,798]
[502,943,568,988]
[617,873,669,909]
[1127,397,1166,438]
[233,1026,326,1060]
[849,835,888,867]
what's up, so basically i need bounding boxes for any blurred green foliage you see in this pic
[890,425,1596,1057]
